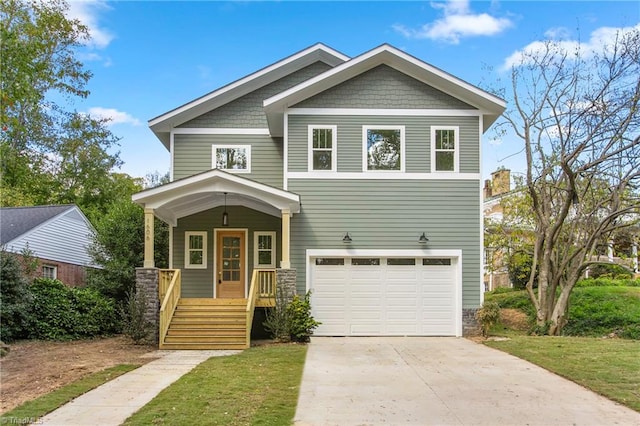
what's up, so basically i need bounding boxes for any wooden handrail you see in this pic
[246,269,277,347]
[159,269,181,347]
[245,270,260,349]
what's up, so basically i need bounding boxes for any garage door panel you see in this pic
[311,256,457,337]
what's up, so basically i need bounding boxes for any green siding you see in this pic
[180,62,332,128]
[293,65,476,110]
[288,179,482,308]
[288,115,480,173]
[174,207,281,298]
[173,134,283,186]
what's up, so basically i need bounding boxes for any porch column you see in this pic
[144,208,155,268]
[281,209,291,269]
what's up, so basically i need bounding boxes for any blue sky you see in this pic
[65,0,640,180]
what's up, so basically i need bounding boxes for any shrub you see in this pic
[576,278,640,287]
[0,250,33,342]
[264,289,320,343]
[507,250,537,290]
[287,292,321,343]
[476,301,501,337]
[120,290,151,344]
[28,278,120,340]
[586,263,633,279]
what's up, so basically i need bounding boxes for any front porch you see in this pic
[132,169,301,349]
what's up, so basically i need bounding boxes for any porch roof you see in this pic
[132,169,300,226]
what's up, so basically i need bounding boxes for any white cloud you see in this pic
[502,23,640,70]
[393,0,513,44]
[87,107,141,126]
[66,0,114,49]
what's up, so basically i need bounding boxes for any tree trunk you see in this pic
[548,287,572,335]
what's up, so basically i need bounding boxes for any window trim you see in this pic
[254,231,276,268]
[362,126,405,172]
[308,125,337,172]
[430,126,459,173]
[42,264,57,280]
[211,144,251,173]
[185,231,207,269]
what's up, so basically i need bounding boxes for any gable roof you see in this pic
[264,44,506,137]
[149,43,349,149]
[0,205,77,245]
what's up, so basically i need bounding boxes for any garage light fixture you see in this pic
[342,232,352,243]
[418,232,429,244]
[222,192,229,227]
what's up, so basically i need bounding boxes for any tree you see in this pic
[498,28,640,334]
[0,0,124,218]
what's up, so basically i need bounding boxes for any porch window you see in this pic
[254,231,276,268]
[185,231,207,269]
[308,125,337,171]
[363,126,405,172]
[212,145,251,172]
[42,265,57,279]
[431,127,459,172]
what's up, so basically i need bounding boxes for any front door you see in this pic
[216,231,245,298]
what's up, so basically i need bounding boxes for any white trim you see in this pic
[479,115,485,303]
[169,133,175,182]
[283,112,289,190]
[362,125,405,172]
[287,172,481,180]
[289,108,482,117]
[211,144,252,173]
[213,228,249,298]
[169,226,174,269]
[305,248,463,337]
[431,126,460,173]
[185,231,207,269]
[254,231,277,268]
[172,128,270,135]
[308,125,337,172]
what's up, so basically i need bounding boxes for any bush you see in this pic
[0,250,33,342]
[28,278,120,340]
[576,278,640,287]
[586,263,633,279]
[264,289,320,343]
[476,301,501,337]
[507,250,537,290]
[120,290,151,344]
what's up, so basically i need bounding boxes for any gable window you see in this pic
[185,231,207,269]
[431,127,459,172]
[212,145,251,172]
[254,231,276,268]
[308,126,337,171]
[363,126,405,172]
[42,265,57,279]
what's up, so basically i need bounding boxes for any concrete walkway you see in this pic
[39,349,240,426]
[294,337,640,426]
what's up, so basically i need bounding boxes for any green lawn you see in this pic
[0,364,140,422]
[485,335,640,412]
[123,344,307,426]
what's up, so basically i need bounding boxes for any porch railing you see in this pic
[159,269,181,346]
[246,269,276,346]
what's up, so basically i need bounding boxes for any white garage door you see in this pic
[310,256,458,336]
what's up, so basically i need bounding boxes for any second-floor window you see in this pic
[213,145,251,172]
[42,265,57,280]
[431,127,459,172]
[309,126,337,171]
[363,126,405,172]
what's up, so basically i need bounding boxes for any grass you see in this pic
[0,364,140,422]
[123,344,307,426]
[484,335,640,412]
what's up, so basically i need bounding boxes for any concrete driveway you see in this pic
[294,337,640,426]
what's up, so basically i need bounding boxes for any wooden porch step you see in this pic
[160,342,246,350]
[172,311,245,318]
[178,298,247,306]
[164,335,246,344]
[167,328,245,337]
[169,320,246,328]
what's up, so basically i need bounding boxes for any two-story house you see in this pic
[133,43,506,349]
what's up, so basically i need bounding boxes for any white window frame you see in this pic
[362,126,405,172]
[308,125,337,172]
[212,145,251,173]
[42,265,57,280]
[185,231,207,269]
[254,231,276,268]
[431,126,459,173]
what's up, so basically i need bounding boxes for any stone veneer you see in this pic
[276,268,297,301]
[462,308,481,336]
[135,268,159,345]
